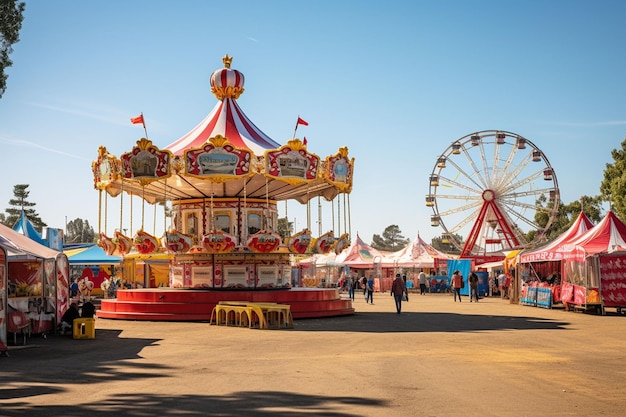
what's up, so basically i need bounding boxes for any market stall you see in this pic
[517,211,594,308]
[65,244,121,298]
[0,223,70,341]
[556,211,626,313]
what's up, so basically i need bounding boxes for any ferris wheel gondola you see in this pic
[426,130,559,259]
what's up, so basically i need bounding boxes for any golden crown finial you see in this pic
[222,54,233,69]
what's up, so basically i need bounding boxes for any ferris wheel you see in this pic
[426,130,560,258]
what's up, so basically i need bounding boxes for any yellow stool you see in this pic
[73,318,96,339]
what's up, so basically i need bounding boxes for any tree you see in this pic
[277,217,293,240]
[541,196,603,242]
[600,137,626,220]
[1,184,47,232]
[371,225,409,252]
[431,233,462,255]
[0,0,25,100]
[65,218,96,244]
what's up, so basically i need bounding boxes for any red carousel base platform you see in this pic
[97,287,354,321]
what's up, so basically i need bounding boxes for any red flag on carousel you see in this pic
[303,136,308,145]
[130,113,149,138]
[293,116,308,139]
[130,114,144,125]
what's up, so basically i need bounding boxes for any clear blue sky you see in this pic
[1,0,625,245]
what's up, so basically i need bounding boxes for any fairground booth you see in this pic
[0,223,70,347]
[517,210,626,313]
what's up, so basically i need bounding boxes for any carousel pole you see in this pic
[317,196,322,236]
[331,199,335,234]
[347,193,352,238]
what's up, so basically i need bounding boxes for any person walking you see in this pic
[469,271,479,302]
[391,273,407,314]
[418,271,427,295]
[366,277,374,304]
[361,276,368,300]
[348,276,356,301]
[451,270,463,302]
[402,274,409,301]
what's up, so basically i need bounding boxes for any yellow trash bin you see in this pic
[73,318,96,339]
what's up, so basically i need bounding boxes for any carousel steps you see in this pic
[97,288,354,321]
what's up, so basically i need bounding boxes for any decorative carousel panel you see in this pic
[121,138,172,184]
[247,230,281,253]
[288,229,312,254]
[184,135,254,181]
[323,147,354,192]
[133,230,160,254]
[265,139,320,185]
[92,146,121,189]
[163,230,193,254]
[202,231,236,253]
[314,231,335,254]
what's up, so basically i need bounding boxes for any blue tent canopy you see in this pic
[65,244,121,265]
[12,210,46,246]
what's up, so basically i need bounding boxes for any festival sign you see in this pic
[598,253,626,308]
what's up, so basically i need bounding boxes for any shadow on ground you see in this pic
[0,391,381,417]
[0,329,164,398]
[292,311,571,333]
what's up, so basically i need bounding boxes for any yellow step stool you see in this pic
[73,318,96,339]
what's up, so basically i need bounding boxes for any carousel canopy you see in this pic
[164,56,280,155]
[92,55,353,206]
[519,211,594,263]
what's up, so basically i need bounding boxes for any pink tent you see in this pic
[335,235,388,268]
[519,211,594,263]
[390,234,455,268]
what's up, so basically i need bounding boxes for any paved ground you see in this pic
[1,291,625,417]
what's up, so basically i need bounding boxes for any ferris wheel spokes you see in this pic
[427,130,559,257]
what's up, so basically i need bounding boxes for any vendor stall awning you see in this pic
[0,223,59,259]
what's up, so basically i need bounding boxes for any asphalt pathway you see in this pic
[1,291,625,417]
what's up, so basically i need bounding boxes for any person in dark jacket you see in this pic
[59,302,80,335]
[391,273,407,314]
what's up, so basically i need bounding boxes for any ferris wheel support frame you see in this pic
[462,190,519,257]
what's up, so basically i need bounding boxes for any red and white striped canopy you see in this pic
[165,55,281,156]
[165,98,281,156]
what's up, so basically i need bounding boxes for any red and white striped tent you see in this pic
[557,211,626,262]
[519,211,594,263]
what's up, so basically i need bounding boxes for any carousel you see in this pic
[93,55,354,320]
